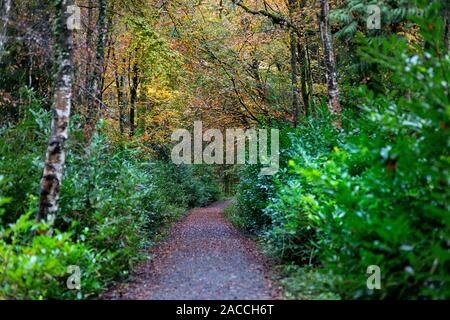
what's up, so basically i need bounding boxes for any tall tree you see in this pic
[319,0,341,127]
[84,0,94,97]
[129,48,139,136]
[86,0,107,137]
[288,0,301,127]
[38,0,75,221]
[0,0,12,61]
[112,47,127,134]
[443,0,449,52]
[297,40,310,116]
[297,0,312,117]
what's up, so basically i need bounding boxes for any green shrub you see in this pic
[151,162,222,209]
[319,6,448,299]
[263,120,338,263]
[223,201,247,229]
[233,2,449,299]
[0,89,49,223]
[234,164,274,232]
[0,107,222,299]
[59,131,153,275]
[0,195,107,299]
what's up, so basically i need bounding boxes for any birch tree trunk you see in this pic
[0,0,12,62]
[38,0,74,222]
[319,0,342,128]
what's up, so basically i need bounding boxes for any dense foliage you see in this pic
[1,0,448,301]
[0,102,221,299]
[231,3,449,299]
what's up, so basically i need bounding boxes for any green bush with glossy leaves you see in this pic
[234,2,449,299]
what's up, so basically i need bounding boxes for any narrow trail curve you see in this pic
[103,201,280,300]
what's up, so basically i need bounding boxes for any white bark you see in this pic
[0,0,12,61]
[38,0,74,221]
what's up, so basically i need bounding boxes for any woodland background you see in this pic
[0,0,449,299]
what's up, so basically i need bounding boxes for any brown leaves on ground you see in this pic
[102,201,281,300]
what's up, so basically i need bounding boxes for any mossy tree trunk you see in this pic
[38,0,74,222]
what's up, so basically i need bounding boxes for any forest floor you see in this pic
[102,201,281,300]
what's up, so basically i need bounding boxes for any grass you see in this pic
[223,200,250,230]
[272,264,341,300]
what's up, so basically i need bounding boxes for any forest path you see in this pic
[103,201,280,300]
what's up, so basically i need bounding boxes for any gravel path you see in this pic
[103,201,280,300]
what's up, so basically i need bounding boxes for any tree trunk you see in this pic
[121,56,129,133]
[114,79,125,133]
[129,57,139,136]
[306,37,313,107]
[298,40,311,117]
[84,0,93,91]
[288,0,301,127]
[290,30,301,127]
[112,47,125,134]
[445,17,449,52]
[87,0,107,133]
[0,0,12,62]
[319,0,341,128]
[250,56,267,102]
[297,0,311,117]
[444,2,449,52]
[38,0,74,222]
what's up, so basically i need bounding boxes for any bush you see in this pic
[0,89,49,223]
[0,106,222,299]
[233,164,274,232]
[320,7,448,298]
[151,162,222,209]
[233,3,449,299]
[263,119,337,263]
[0,191,107,299]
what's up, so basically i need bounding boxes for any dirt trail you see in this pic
[103,201,279,300]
